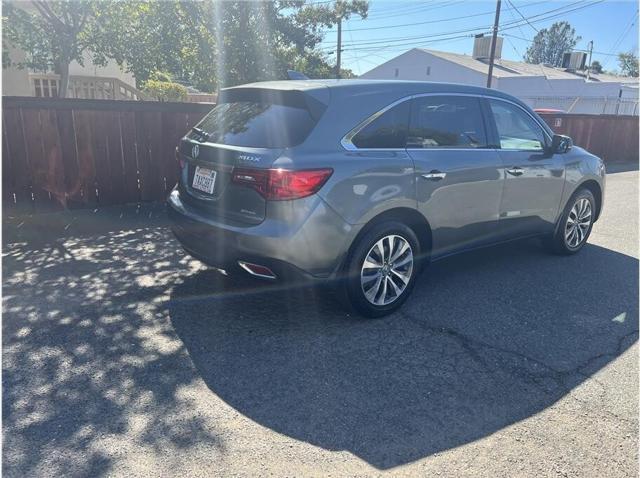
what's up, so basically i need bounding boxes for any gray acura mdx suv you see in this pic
[168,80,605,317]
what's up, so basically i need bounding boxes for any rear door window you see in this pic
[351,101,410,149]
[194,101,316,148]
[407,95,488,149]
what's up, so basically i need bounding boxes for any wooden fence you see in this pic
[2,97,638,214]
[540,113,638,164]
[3,97,211,213]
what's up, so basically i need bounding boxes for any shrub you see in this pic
[143,80,188,102]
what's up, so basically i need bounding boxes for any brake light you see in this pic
[232,168,333,200]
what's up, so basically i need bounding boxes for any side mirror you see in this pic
[551,134,572,154]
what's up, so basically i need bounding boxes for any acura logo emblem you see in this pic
[192,144,200,158]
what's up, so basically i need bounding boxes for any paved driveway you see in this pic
[3,165,638,477]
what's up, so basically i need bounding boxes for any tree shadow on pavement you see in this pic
[168,239,638,470]
[2,221,221,477]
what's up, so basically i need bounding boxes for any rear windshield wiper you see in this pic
[191,127,210,142]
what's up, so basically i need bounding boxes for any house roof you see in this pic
[418,48,638,83]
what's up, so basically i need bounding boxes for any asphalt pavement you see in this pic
[2,164,638,477]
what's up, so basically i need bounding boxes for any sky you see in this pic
[317,0,639,76]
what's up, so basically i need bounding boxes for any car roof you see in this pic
[223,79,518,101]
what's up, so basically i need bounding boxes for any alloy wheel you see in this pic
[565,198,592,248]
[360,234,414,306]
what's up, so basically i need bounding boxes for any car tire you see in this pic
[546,188,596,255]
[342,221,421,318]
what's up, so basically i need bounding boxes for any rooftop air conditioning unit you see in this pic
[562,52,587,71]
[472,34,503,60]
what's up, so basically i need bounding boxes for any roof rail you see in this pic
[287,70,310,80]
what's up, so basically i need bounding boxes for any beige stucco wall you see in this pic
[2,45,32,96]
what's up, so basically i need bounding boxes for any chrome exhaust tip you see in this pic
[238,261,277,280]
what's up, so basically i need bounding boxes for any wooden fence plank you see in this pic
[39,108,65,211]
[135,110,164,201]
[118,111,141,203]
[89,110,114,205]
[103,110,127,206]
[3,110,16,211]
[20,109,59,212]
[3,108,33,212]
[55,109,83,207]
[72,109,99,207]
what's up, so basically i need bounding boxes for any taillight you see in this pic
[175,147,185,169]
[232,168,333,200]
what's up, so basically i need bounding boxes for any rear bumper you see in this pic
[167,188,356,281]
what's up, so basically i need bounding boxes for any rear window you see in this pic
[193,101,317,148]
[351,101,410,149]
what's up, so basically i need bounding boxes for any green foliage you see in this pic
[3,1,103,96]
[524,21,581,67]
[3,0,369,95]
[143,80,188,102]
[589,60,603,74]
[205,1,367,87]
[617,51,638,77]
[94,1,218,92]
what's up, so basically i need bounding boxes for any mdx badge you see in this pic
[238,154,260,163]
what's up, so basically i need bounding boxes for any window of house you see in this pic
[489,100,546,150]
[351,101,410,149]
[33,78,59,98]
[407,95,487,149]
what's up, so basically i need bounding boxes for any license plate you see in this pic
[192,166,217,194]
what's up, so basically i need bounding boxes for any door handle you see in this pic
[421,171,446,181]
[507,167,524,176]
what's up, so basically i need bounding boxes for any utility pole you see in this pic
[586,40,594,80]
[336,15,342,79]
[486,0,501,88]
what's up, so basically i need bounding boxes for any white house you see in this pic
[2,2,141,100]
[360,36,639,115]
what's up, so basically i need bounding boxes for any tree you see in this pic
[589,60,603,74]
[94,1,218,92]
[3,1,369,96]
[524,21,581,67]
[3,1,102,97]
[618,51,638,77]
[206,0,367,87]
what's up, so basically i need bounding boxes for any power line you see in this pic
[602,10,638,67]
[506,0,539,33]
[364,1,465,20]
[322,1,578,48]
[322,0,602,53]
[326,0,587,32]
[324,0,549,41]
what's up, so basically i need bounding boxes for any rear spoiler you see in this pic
[217,87,328,122]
